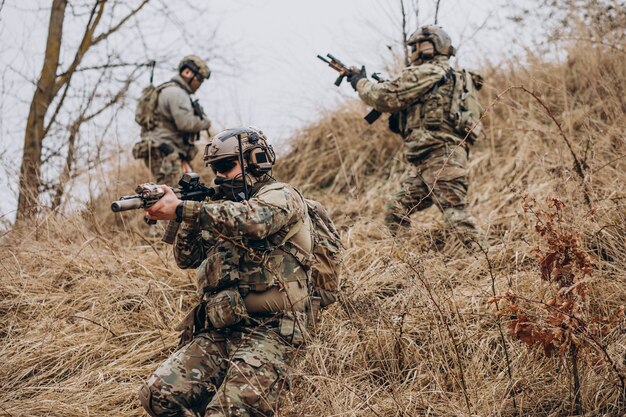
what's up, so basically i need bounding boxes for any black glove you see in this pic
[348,65,367,91]
[191,99,205,119]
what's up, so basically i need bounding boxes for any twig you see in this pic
[401,254,472,414]
[69,315,118,338]
[300,373,386,417]
[478,241,518,413]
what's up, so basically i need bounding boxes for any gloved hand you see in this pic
[347,65,367,91]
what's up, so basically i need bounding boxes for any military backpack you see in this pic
[304,199,344,308]
[388,67,485,143]
[449,69,484,143]
[134,81,176,131]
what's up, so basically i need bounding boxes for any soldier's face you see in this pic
[417,41,435,58]
[189,75,203,92]
[181,68,204,92]
[410,41,435,64]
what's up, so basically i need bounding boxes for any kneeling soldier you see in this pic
[139,127,313,417]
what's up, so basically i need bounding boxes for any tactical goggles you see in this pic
[210,158,238,174]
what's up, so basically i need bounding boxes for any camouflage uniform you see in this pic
[355,56,483,243]
[139,179,312,417]
[138,74,211,186]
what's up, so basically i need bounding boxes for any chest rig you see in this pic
[406,66,456,134]
[194,182,312,300]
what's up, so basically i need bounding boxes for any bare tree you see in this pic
[16,0,151,223]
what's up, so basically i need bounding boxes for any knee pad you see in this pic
[138,384,159,417]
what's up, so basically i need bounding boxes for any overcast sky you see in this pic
[0,0,530,221]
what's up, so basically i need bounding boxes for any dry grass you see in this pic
[2,40,626,416]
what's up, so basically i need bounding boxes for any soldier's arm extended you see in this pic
[355,63,447,113]
[179,186,304,241]
[160,87,211,133]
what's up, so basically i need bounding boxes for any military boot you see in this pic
[442,207,489,251]
[383,202,411,237]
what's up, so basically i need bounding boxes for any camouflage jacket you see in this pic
[356,56,465,156]
[141,74,211,160]
[174,180,312,303]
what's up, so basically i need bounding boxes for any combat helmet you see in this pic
[204,127,276,176]
[408,25,456,60]
[178,55,211,80]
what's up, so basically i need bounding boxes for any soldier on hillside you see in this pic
[347,26,487,249]
[138,127,313,417]
[133,55,212,186]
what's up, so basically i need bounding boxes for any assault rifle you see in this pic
[317,53,386,124]
[111,172,217,244]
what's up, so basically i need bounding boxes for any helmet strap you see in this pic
[236,134,250,200]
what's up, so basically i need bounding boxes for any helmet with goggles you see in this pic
[178,55,211,81]
[407,25,455,63]
[204,127,276,176]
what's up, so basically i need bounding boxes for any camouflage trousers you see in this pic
[385,143,484,244]
[143,150,185,187]
[139,327,293,417]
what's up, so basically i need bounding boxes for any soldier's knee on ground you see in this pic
[204,334,290,417]
[138,378,199,417]
[138,383,160,417]
[204,358,285,417]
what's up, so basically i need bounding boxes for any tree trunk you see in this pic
[51,118,79,211]
[16,0,67,223]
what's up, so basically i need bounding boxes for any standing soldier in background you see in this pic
[133,55,212,186]
[347,26,487,249]
[138,127,313,417]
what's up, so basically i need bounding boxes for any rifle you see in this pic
[317,53,386,124]
[111,172,218,244]
[316,53,355,86]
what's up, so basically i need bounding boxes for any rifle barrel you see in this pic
[111,197,144,212]
[327,53,340,62]
[317,54,330,63]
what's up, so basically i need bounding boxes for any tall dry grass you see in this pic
[1,40,625,416]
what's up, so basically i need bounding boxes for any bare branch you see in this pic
[58,60,155,77]
[52,0,105,97]
[42,77,72,138]
[400,0,410,67]
[91,0,150,46]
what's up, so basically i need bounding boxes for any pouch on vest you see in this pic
[422,93,445,130]
[196,246,242,295]
[131,139,153,160]
[205,288,247,329]
[388,111,405,136]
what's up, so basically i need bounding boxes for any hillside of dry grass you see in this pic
[1,41,625,417]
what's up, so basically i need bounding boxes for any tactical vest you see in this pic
[194,181,312,305]
[405,66,457,135]
[393,65,484,144]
